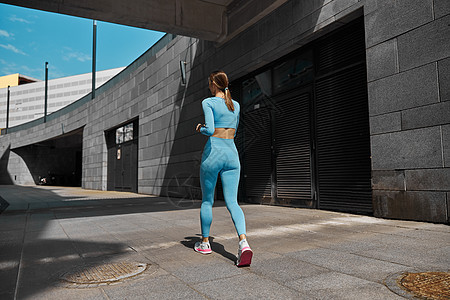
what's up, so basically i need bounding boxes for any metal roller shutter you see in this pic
[241,107,273,202]
[314,17,372,214]
[274,91,313,202]
[316,18,366,77]
[315,63,372,213]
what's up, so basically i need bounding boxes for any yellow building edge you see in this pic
[0,73,20,89]
[0,73,40,89]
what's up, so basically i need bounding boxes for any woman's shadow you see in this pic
[181,235,237,264]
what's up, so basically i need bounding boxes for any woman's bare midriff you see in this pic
[212,128,235,139]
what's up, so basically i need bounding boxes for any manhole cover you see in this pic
[397,271,450,300]
[61,262,147,285]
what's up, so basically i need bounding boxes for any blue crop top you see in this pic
[199,97,240,137]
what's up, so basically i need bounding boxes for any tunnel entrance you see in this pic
[12,127,83,187]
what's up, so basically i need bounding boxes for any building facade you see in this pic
[0,68,124,128]
[0,0,449,224]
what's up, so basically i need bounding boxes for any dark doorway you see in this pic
[106,120,138,193]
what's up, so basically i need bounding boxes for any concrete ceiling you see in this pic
[0,0,288,42]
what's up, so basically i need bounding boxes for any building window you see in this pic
[116,122,134,144]
[273,49,313,94]
[241,69,272,109]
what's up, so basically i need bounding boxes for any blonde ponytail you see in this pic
[224,87,234,112]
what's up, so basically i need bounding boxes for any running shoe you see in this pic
[194,241,212,254]
[236,239,253,267]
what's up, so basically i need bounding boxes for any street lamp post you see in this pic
[44,61,48,123]
[6,85,10,134]
[92,20,97,99]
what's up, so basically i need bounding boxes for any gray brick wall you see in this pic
[366,0,449,223]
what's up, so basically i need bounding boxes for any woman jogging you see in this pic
[194,70,253,267]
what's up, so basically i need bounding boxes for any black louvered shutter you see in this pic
[274,91,313,203]
[315,19,372,213]
[315,18,366,77]
[241,108,272,202]
[315,64,372,213]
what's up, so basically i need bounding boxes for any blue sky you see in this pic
[0,3,165,80]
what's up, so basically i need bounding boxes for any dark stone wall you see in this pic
[366,0,450,223]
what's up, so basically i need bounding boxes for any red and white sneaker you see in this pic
[236,239,253,267]
[194,241,212,254]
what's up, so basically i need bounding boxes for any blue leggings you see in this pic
[200,136,246,238]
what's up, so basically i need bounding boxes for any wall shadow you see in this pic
[0,145,13,185]
[1,237,132,300]
[0,185,230,218]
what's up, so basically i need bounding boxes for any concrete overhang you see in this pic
[0,0,288,43]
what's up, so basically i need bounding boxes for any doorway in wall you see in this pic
[105,119,138,193]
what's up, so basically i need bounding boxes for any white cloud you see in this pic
[0,43,26,55]
[0,29,12,38]
[1,61,19,76]
[9,15,32,24]
[48,67,67,79]
[0,61,44,79]
[20,65,45,78]
[62,47,91,62]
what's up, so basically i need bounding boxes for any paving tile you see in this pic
[193,273,310,300]
[103,274,205,300]
[0,229,24,243]
[285,272,403,300]
[286,248,408,283]
[172,261,243,284]
[250,256,329,283]
[357,245,450,270]
[18,286,107,300]
[0,214,27,231]
[0,292,14,300]
[0,263,19,297]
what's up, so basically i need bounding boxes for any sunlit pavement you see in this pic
[0,185,448,299]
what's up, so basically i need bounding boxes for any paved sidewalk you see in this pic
[0,185,448,300]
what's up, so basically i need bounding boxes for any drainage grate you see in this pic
[398,272,450,300]
[61,262,147,285]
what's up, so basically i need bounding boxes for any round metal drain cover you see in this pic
[397,271,450,300]
[61,262,147,285]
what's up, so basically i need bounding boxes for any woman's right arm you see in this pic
[200,100,215,136]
